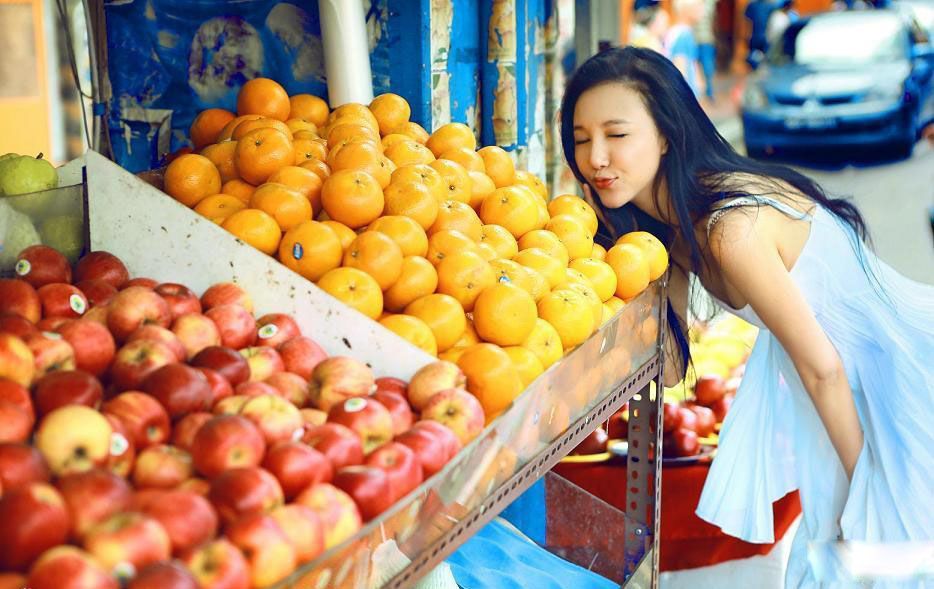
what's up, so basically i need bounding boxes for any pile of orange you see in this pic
[164,79,669,420]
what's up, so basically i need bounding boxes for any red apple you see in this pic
[141,363,212,418]
[36,317,68,331]
[190,415,266,478]
[395,426,450,478]
[0,573,26,589]
[264,371,309,407]
[670,427,700,458]
[269,503,325,564]
[420,388,485,445]
[83,512,171,577]
[35,405,112,476]
[0,278,41,322]
[83,305,108,325]
[299,408,327,428]
[365,441,423,502]
[107,286,172,342]
[308,356,375,412]
[190,345,250,387]
[124,277,158,289]
[0,312,38,338]
[294,483,362,550]
[204,305,256,350]
[36,283,88,319]
[110,339,176,392]
[155,283,202,319]
[687,403,716,437]
[0,443,50,489]
[200,282,253,313]
[277,335,327,380]
[606,403,629,439]
[224,513,296,588]
[139,490,218,556]
[411,420,462,462]
[677,406,698,433]
[327,397,393,454]
[102,392,171,449]
[56,468,133,539]
[239,393,304,445]
[102,413,135,478]
[176,477,210,497]
[14,245,71,288]
[25,331,76,377]
[332,465,392,521]
[406,361,466,410]
[171,313,221,359]
[198,367,234,406]
[372,389,415,436]
[0,482,70,570]
[75,279,117,308]
[132,444,193,489]
[375,376,408,397]
[662,401,682,433]
[126,324,186,362]
[0,333,35,387]
[26,546,118,589]
[239,346,284,382]
[694,374,727,407]
[33,369,103,417]
[171,412,213,452]
[254,313,301,348]
[709,393,734,423]
[128,560,199,589]
[301,422,364,470]
[208,466,284,525]
[181,539,250,589]
[0,378,33,419]
[571,427,609,455]
[74,251,129,290]
[55,319,116,377]
[233,381,279,398]
[262,441,333,499]
[0,398,33,443]
[213,394,253,415]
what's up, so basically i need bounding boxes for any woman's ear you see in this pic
[659,135,669,155]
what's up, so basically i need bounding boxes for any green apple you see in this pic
[0,154,59,217]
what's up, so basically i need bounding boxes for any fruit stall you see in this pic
[0,1,679,588]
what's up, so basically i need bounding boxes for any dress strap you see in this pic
[706,195,812,237]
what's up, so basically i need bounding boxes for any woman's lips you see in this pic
[593,177,615,189]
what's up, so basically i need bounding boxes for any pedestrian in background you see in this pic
[665,0,706,98]
[694,0,718,104]
[630,0,671,53]
[744,0,774,69]
[766,0,799,47]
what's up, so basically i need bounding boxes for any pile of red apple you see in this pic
[661,375,735,459]
[0,245,486,589]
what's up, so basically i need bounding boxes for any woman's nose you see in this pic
[589,137,609,170]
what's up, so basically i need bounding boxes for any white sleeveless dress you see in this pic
[694,196,934,588]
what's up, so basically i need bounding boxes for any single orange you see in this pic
[479,224,519,260]
[438,347,467,364]
[190,108,236,150]
[200,141,239,184]
[379,314,437,356]
[548,194,599,235]
[591,243,607,261]
[513,170,548,201]
[454,320,481,348]
[369,93,411,136]
[235,127,293,185]
[164,153,222,207]
[278,220,343,281]
[249,182,312,231]
[503,346,544,388]
[467,170,496,211]
[488,259,533,294]
[194,194,246,224]
[381,134,414,151]
[517,230,570,268]
[537,289,595,349]
[521,318,564,369]
[604,243,650,299]
[429,159,472,204]
[383,181,440,231]
[316,267,383,320]
[477,146,516,188]
[479,186,539,238]
[521,265,550,302]
[285,118,318,136]
[321,220,357,252]
[384,256,438,312]
[326,123,381,149]
[404,293,467,352]
[438,147,484,173]
[320,169,384,229]
[267,166,323,214]
[237,78,291,121]
[289,94,330,127]
[513,247,566,289]
[472,282,537,346]
[217,114,263,142]
[616,231,669,281]
[569,258,617,302]
[368,215,429,257]
[328,103,380,131]
[545,214,594,261]
[232,118,292,141]
[426,122,477,157]
[221,179,257,204]
[429,200,483,241]
[426,229,479,266]
[385,140,435,167]
[476,242,498,261]
[456,343,523,419]
[221,208,282,255]
[391,163,446,202]
[558,281,603,328]
[342,231,404,291]
[390,121,430,144]
[292,137,327,165]
[435,250,496,311]
[327,140,391,188]
[299,158,331,181]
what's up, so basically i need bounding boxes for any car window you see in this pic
[768,13,909,65]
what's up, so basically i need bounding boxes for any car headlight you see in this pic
[742,84,768,110]
[865,84,903,102]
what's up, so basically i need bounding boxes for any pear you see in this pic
[39,215,85,262]
[0,200,41,268]
[0,153,58,196]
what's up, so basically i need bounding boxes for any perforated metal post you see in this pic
[623,279,667,587]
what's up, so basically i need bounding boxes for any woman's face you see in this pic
[573,83,667,211]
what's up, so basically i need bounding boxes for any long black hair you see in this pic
[559,47,873,372]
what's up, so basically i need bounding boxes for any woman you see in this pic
[561,46,933,587]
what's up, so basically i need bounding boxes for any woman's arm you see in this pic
[709,211,864,478]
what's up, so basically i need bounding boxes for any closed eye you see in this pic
[608,134,627,138]
[574,138,590,145]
